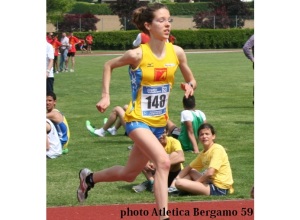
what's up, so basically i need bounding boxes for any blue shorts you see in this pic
[209,184,228,196]
[125,121,165,139]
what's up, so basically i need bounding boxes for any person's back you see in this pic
[178,110,205,151]
[51,109,70,148]
[177,95,206,152]
[46,119,62,159]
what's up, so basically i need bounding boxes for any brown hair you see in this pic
[132,3,168,35]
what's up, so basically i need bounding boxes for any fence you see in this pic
[46,15,254,32]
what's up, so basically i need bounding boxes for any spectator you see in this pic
[168,34,176,44]
[46,41,54,93]
[51,34,62,74]
[46,119,62,159]
[78,39,87,53]
[46,91,70,152]
[85,33,93,53]
[132,32,150,48]
[168,123,234,196]
[132,128,185,193]
[86,104,128,137]
[46,32,53,44]
[59,32,69,72]
[242,34,254,104]
[66,31,80,72]
[167,95,206,153]
[76,4,197,220]
[243,34,254,66]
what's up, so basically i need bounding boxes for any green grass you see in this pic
[47,50,254,207]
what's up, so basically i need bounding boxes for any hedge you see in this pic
[72,28,254,50]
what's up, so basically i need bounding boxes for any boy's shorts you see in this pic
[209,184,228,196]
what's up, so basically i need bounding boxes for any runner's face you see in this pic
[148,8,172,41]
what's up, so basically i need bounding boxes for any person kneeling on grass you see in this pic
[168,123,234,196]
[132,129,185,193]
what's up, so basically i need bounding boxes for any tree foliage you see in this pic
[57,13,100,32]
[47,0,76,23]
[109,0,148,30]
[193,0,252,29]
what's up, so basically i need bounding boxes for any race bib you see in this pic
[141,84,170,117]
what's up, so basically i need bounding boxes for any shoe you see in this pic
[127,145,133,150]
[70,69,74,72]
[65,68,69,72]
[62,148,69,154]
[55,71,59,74]
[168,186,179,194]
[132,180,149,193]
[107,127,117,135]
[147,180,154,192]
[77,168,93,202]
[94,128,106,137]
[86,120,97,136]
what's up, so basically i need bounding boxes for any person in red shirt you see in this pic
[51,34,62,74]
[168,34,176,44]
[66,31,80,72]
[85,33,93,53]
[46,32,53,44]
[132,32,150,48]
[78,39,87,53]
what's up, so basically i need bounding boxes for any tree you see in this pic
[57,13,100,32]
[47,0,76,23]
[193,0,252,29]
[109,0,148,30]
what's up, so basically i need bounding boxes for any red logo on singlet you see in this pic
[154,68,167,81]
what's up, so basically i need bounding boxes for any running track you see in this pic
[47,199,254,220]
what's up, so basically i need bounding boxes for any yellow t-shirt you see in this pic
[124,42,179,127]
[189,143,234,193]
[164,136,184,170]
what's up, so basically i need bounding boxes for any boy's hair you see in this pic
[47,91,56,100]
[182,95,195,109]
[197,123,216,136]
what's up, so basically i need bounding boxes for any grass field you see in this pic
[47,50,254,207]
